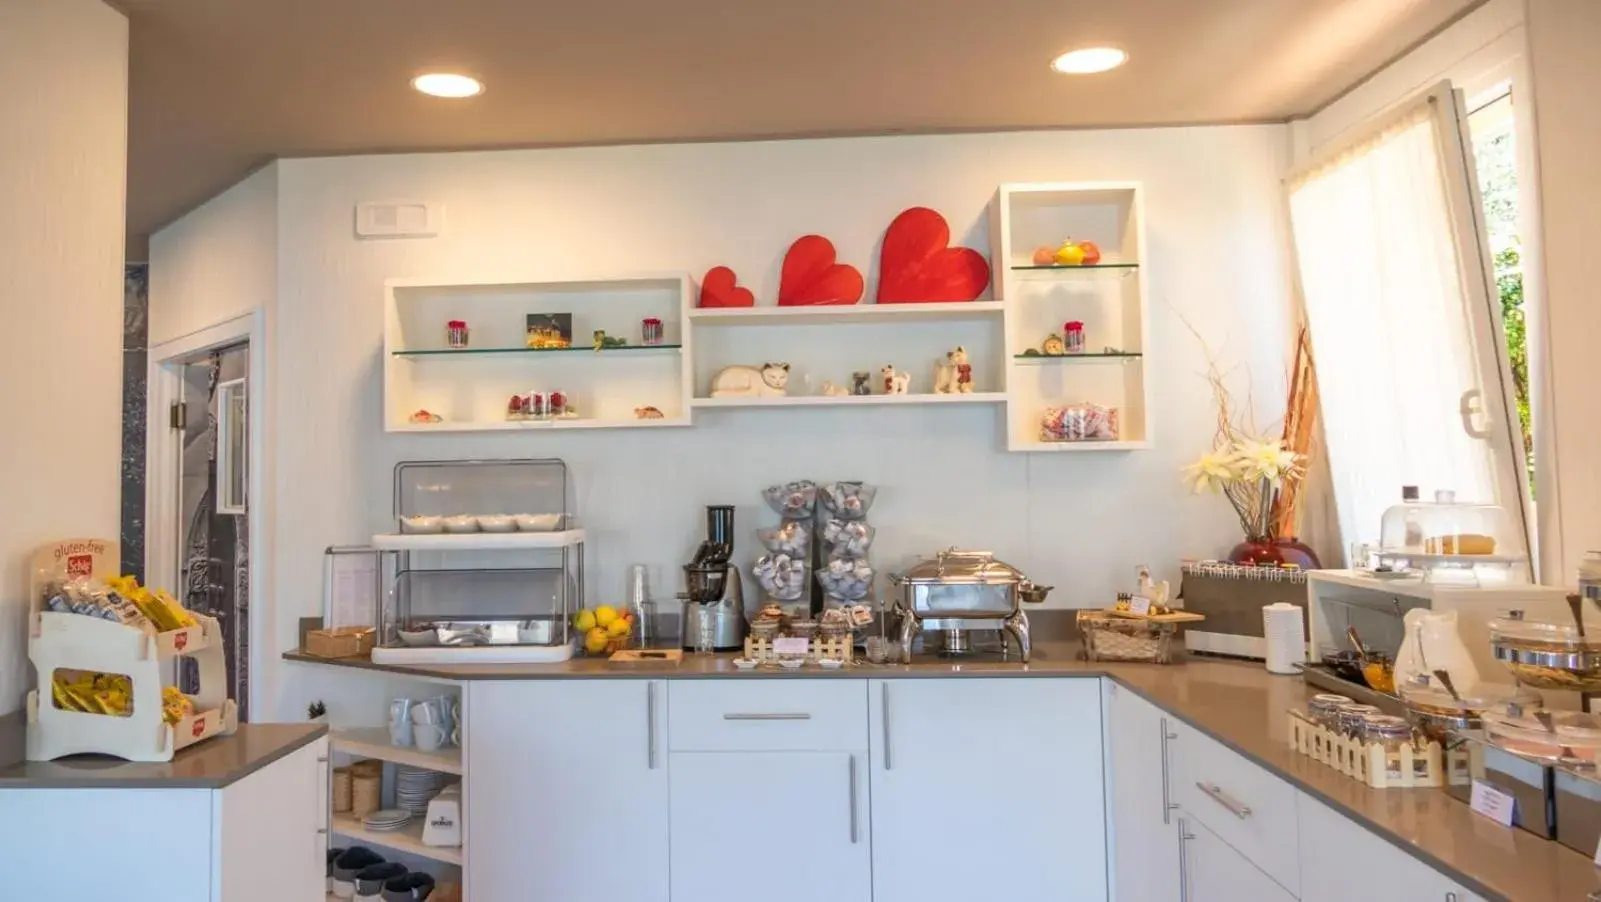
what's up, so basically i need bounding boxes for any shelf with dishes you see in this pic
[330,727,463,775]
[383,274,693,433]
[332,814,462,866]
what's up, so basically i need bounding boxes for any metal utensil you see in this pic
[1347,625,1370,665]
[1433,668,1462,702]
[1568,594,1587,639]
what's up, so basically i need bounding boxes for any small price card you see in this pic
[772,637,809,656]
[1128,596,1153,616]
[1470,780,1516,827]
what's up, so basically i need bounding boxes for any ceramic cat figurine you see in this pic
[710,362,790,397]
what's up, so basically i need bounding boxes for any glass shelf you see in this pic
[1011,263,1139,271]
[393,343,683,358]
[1013,351,1142,362]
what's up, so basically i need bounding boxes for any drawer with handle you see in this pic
[1172,719,1300,895]
[668,680,868,751]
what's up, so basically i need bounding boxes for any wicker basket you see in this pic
[1078,611,1179,663]
[332,765,353,813]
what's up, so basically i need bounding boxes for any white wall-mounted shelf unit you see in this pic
[378,182,1152,451]
[991,181,1152,452]
[370,528,586,552]
[383,274,695,433]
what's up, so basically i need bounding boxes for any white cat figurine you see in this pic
[710,362,790,397]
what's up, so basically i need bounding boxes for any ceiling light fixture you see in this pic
[1050,47,1127,75]
[411,72,484,98]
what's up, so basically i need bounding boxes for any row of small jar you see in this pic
[1307,692,1415,748]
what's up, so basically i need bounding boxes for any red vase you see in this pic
[1227,536,1321,569]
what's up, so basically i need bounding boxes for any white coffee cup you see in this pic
[414,723,447,752]
[411,699,443,725]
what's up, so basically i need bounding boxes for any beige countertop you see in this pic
[286,645,1599,901]
[0,722,327,789]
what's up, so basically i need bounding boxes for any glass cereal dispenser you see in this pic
[1373,487,1526,584]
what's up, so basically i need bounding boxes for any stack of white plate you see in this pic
[362,808,411,832]
[395,766,449,816]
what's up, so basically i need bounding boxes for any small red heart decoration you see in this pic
[877,207,991,303]
[778,235,863,306]
[699,266,755,308]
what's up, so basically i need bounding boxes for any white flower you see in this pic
[1233,438,1301,483]
[1182,449,1238,494]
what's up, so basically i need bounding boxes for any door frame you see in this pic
[145,309,266,720]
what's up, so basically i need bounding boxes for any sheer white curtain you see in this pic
[1288,98,1520,555]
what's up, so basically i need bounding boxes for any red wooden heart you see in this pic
[778,235,863,306]
[876,207,991,303]
[699,266,754,308]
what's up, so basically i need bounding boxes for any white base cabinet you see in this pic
[0,736,326,902]
[1299,793,1485,902]
[1106,681,1180,902]
[1179,815,1295,902]
[869,678,1108,902]
[467,680,669,902]
[669,751,869,902]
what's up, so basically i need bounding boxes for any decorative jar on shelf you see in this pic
[446,320,469,349]
[1227,535,1321,569]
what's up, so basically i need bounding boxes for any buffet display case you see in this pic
[1372,490,1528,585]
[370,459,585,665]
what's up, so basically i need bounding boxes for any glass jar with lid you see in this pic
[1336,703,1382,739]
[1307,693,1352,729]
[1489,613,1601,692]
[1363,714,1423,781]
[1399,678,1541,744]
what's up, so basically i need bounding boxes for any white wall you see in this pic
[1524,0,1601,582]
[148,164,279,346]
[0,0,127,715]
[157,127,1295,721]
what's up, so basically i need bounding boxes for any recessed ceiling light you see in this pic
[1050,47,1127,75]
[411,73,483,98]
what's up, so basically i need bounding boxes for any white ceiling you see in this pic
[116,0,1483,253]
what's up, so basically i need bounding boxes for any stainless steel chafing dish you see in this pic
[889,548,1051,663]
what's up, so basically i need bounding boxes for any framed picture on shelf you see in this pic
[525,313,573,349]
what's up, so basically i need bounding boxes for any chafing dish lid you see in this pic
[896,548,1027,585]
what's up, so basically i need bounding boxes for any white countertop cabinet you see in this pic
[869,677,1109,902]
[465,679,670,902]
[1298,793,1485,902]
[1106,681,1180,902]
[1179,813,1296,902]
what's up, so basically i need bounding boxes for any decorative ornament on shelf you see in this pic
[880,365,910,395]
[1041,334,1067,356]
[699,266,755,308]
[634,406,665,419]
[1181,324,1321,568]
[525,313,573,348]
[778,235,863,306]
[877,207,991,303]
[445,320,469,349]
[1064,321,1085,353]
[408,409,443,424]
[710,363,790,397]
[934,346,973,394]
[820,381,849,397]
[1035,238,1104,267]
[592,330,628,351]
[850,372,872,396]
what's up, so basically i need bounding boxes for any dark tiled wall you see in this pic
[121,263,147,581]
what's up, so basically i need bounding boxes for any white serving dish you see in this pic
[401,515,444,535]
[477,515,517,533]
[397,628,439,647]
[514,513,563,532]
[732,658,758,670]
[442,515,479,534]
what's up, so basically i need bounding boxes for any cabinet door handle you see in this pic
[1195,781,1252,819]
[1445,894,1458,902]
[647,682,658,769]
[848,754,859,844]
[1178,818,1195,902]
[721,712,812,721]
[1160,717,1178,825]
[881,683,893,771]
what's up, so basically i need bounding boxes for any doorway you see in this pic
[176,343,251,719]
[146,310,265,722]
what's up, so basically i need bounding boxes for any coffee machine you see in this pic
[681,505,747,652]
